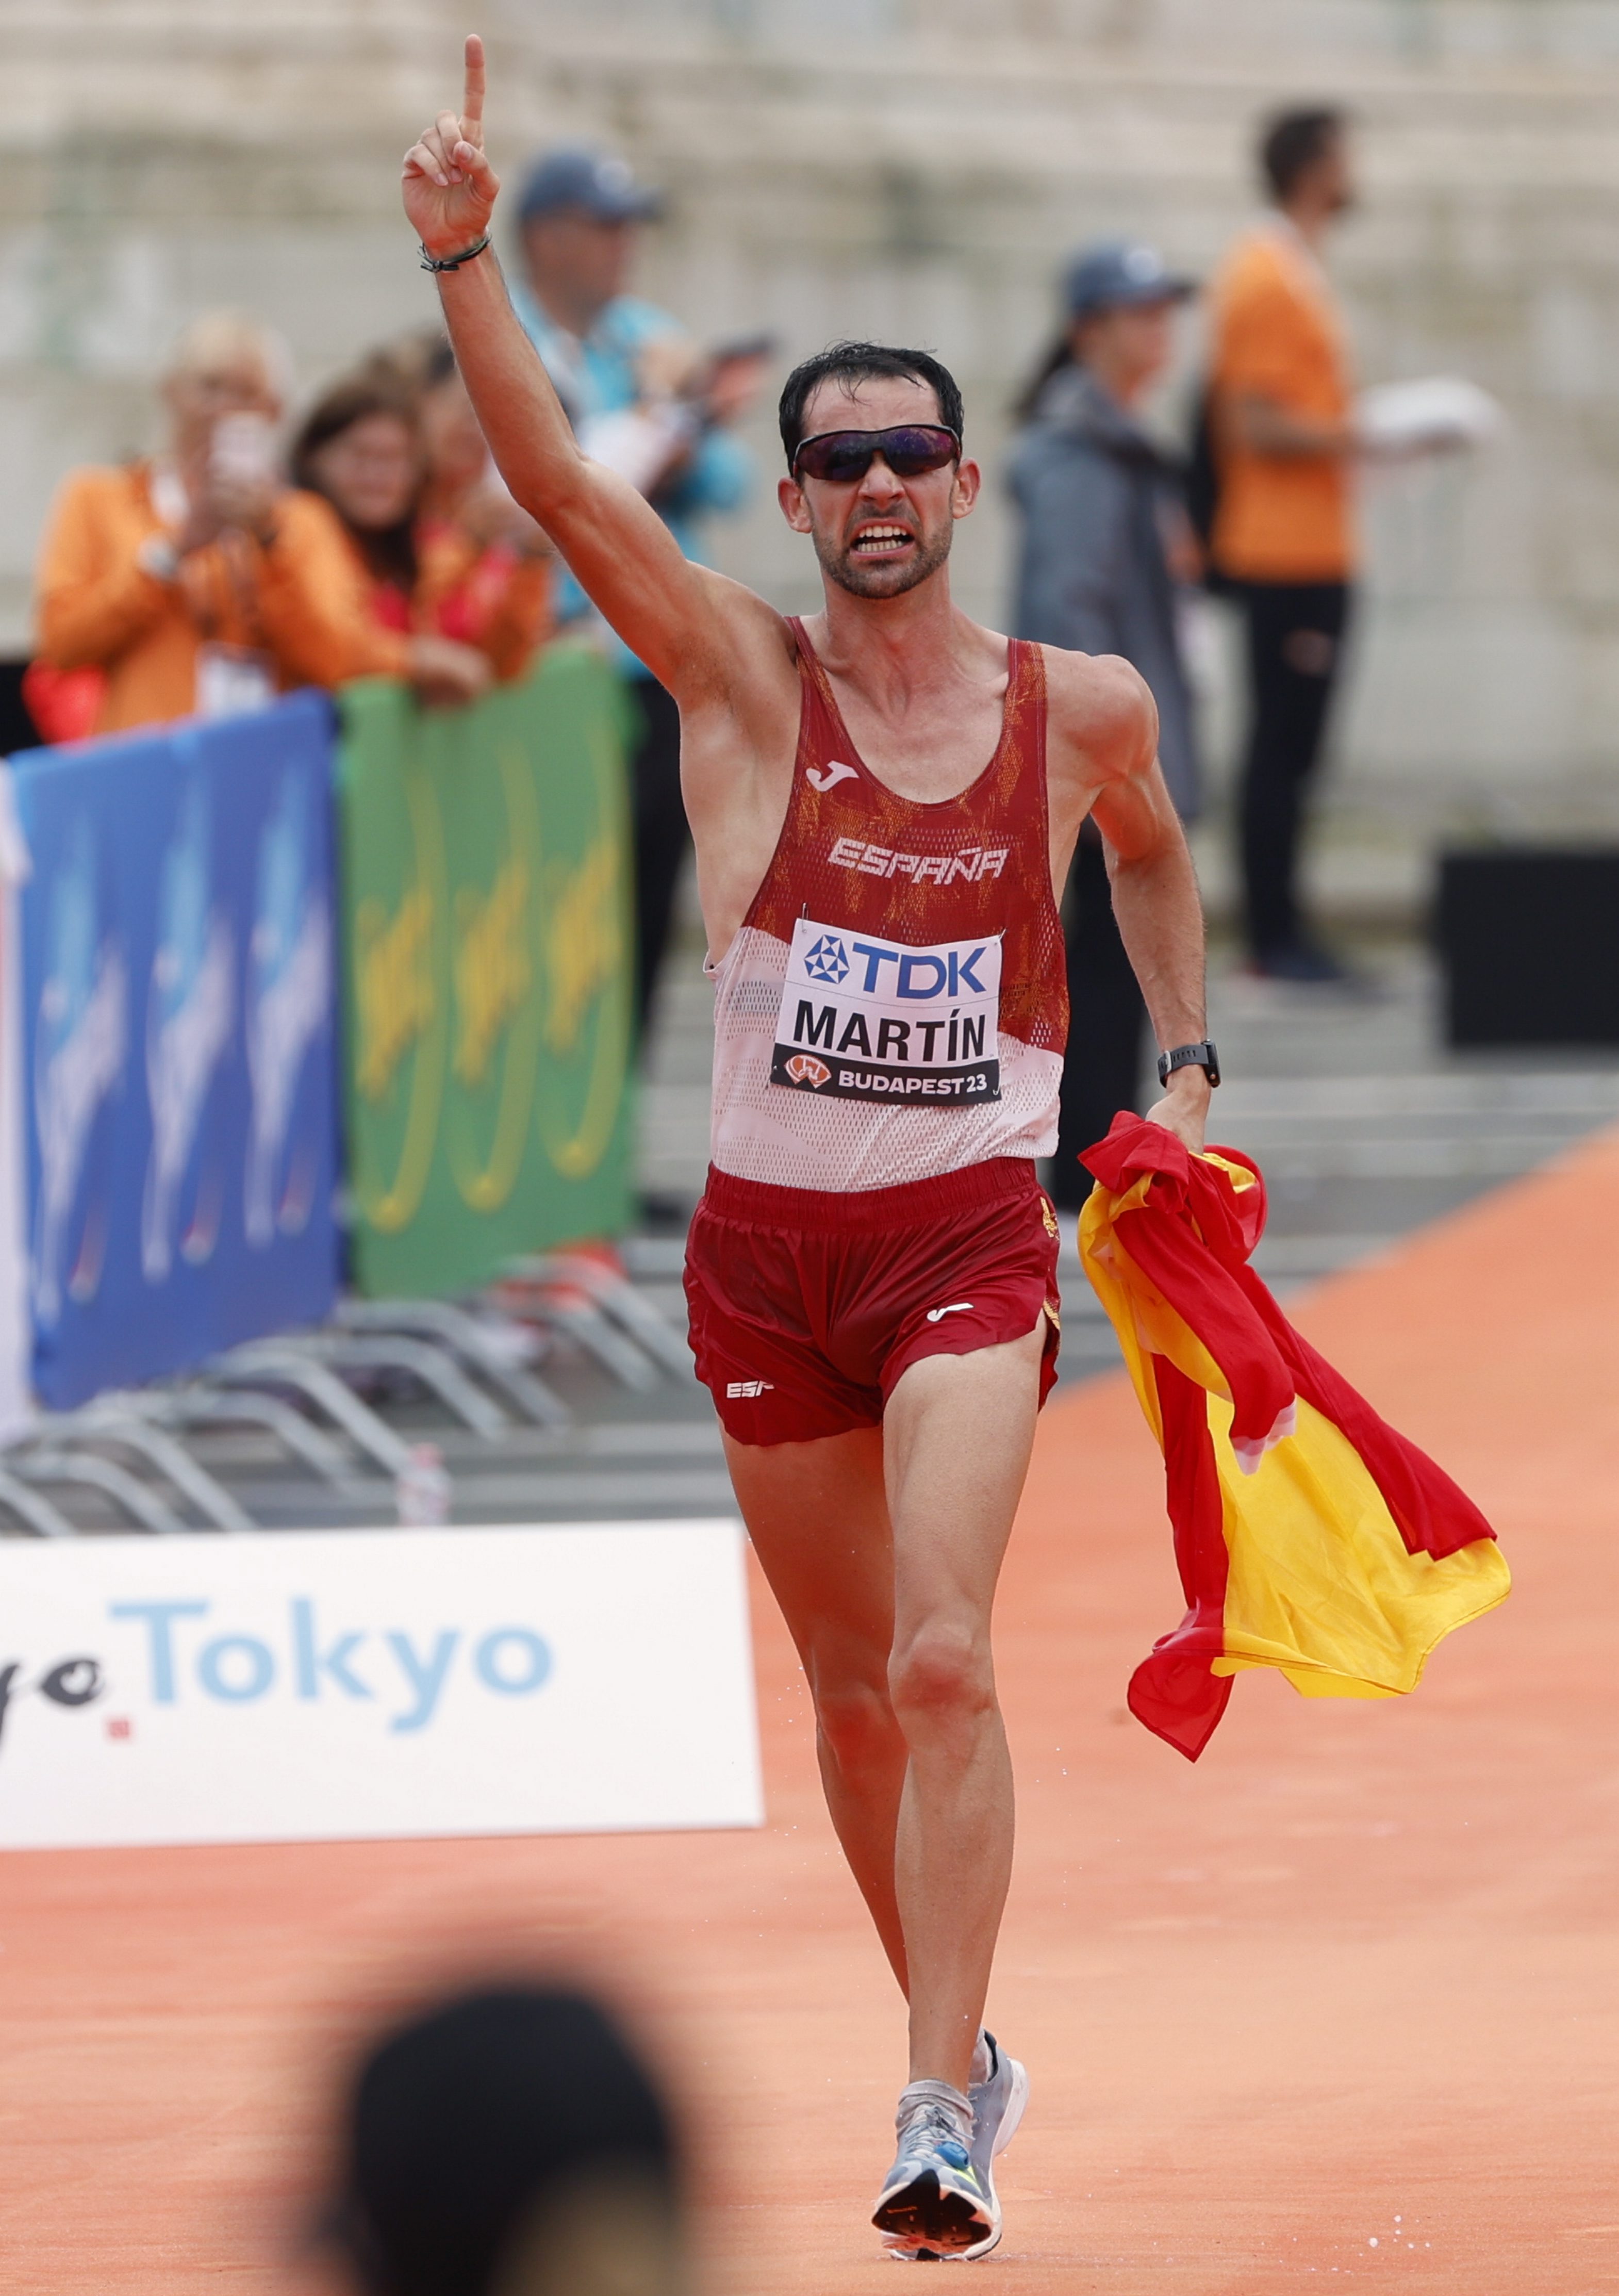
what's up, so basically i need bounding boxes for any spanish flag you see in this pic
[1080,1116,1510,1760]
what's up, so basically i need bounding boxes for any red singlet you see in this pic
[707,619,1068,1192]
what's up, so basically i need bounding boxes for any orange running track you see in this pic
[4,1135,1618,2295]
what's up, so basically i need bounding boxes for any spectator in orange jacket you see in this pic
[292,370,552,701]
[32,311,406,737]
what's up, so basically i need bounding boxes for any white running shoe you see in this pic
[872,2079,996,2261]
[964,2030,1029,2258]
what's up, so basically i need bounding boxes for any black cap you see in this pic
[517,146,663,225]
[331,1987,678,2296]
[1063,240,1196,321]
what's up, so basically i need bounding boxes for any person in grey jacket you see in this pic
[1009,240,1202,1207]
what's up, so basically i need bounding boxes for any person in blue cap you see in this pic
[510,144,761,1074]
[1008,240,1202,1207]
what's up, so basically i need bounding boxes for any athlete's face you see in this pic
[778,375,980,601]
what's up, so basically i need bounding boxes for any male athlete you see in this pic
[405,41,1214,2261]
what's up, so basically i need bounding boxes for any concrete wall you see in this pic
[7,0,1619,839]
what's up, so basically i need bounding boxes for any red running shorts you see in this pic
[684,1157,1062,1447]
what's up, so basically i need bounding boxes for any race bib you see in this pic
[770,916,1001,1105]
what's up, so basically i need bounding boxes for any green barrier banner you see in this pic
[339,648,635,1297]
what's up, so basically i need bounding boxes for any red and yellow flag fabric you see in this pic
[1079,1116,1510,1760]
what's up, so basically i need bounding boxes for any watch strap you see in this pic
[1157,1039,1220,1089]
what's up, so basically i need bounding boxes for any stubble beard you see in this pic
[815,523,953,601]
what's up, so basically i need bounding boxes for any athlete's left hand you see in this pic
[1143,1072,1210,1156]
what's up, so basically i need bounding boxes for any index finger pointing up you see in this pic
[462,33,486,139]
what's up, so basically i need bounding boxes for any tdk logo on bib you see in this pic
[770,916,1001,1104]
[802,934,850,985]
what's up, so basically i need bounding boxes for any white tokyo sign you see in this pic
[0,1521,763,1849]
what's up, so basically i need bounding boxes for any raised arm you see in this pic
[401,38,722,697]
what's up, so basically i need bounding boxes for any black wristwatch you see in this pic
[1157,1039,1220,1089]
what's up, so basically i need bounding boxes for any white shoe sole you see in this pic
[883,2218,1002,2264]
[989,2054,1029,2159]
[882,2224,998,2262]
[956,2054,1028,2262]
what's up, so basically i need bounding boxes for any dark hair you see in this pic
[778,340,964,467]
[333,1987,679,2296]
[1260,107,1345,202]
[1012,335,1076,426]
[291,373,422,592]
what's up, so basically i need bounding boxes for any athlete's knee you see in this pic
[812,1673,900,1774]
[887,1618,995,1741]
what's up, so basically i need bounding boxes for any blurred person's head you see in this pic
[777,341,975,603]
[292,375,423,594]
[361,325,451,398]
[1012,242,1193,423]
[326,1985,685,2296]
[160,311,291,462]
[1260,106,1354,229]
[1066,242,1193,406]
[416,340,491,507]
[516,149,662,338]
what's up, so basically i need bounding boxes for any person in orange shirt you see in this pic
[32,312,408,739]
[290,368,552,700]
[1209,108,1360,982]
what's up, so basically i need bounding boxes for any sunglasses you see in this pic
[791,424,962,484]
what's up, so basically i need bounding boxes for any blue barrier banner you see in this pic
[14,693,339,1407]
